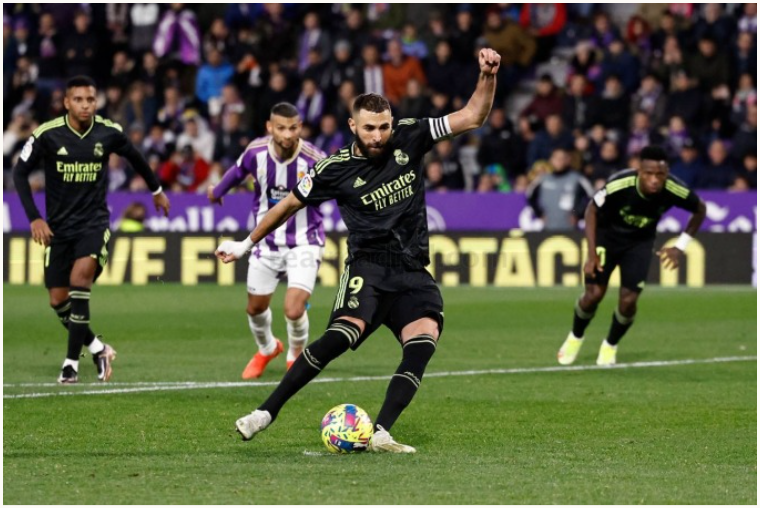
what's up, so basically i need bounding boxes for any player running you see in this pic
[557,145,706,366]
[208,103,326,379]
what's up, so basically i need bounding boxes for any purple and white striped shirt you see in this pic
[213,137,326,254]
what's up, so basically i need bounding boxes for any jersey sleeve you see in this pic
[292,164,341,205]
[664,179,701,213]
[12,134,45,222]
[213,150,254,199]
[396,117,453,155]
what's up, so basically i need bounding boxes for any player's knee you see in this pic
[618,293,638,317]
[283,304,305,321]
[583,286,605,306]
[247,303,269,316]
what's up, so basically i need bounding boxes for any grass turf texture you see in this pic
[3,284,756,504]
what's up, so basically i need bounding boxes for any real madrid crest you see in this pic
[394,149,409,166]
[93,142,104,157]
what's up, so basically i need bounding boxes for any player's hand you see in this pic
[656,247,682,270]
[30,219,54,246]
[207,185,223,206]
[153,192,171,217]
[583,254,603,278]
[478,48,501,76]
[215,239,251,263]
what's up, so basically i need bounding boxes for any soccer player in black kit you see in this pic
[557,146,706,367]
[216,48,502,453]
[12,76,171,384]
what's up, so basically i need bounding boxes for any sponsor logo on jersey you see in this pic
[619,206,655,228]
[20,136,34,162]
[57,146,69,156]
[93,142,104,157]
[360,170,416,210]
[394,149,409,165]
[267,185,290,204]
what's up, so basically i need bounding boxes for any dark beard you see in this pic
[354,135,391,161]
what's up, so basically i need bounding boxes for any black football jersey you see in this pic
[293,117,452,268]
[13,115,160,239]
[593,169,701,243]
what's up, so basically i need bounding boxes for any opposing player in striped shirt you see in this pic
[208,103,326,379]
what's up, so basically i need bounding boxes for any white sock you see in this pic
[248,308,276,355]
[63,358,79,371]
[286,311,309,361]
[88,337,105,355]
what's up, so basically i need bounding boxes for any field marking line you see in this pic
[3,355,756,400]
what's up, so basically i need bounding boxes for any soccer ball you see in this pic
[320,403,374,454]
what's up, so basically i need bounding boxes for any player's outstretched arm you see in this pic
[208,163,248,206]
[657,198,707,270]
[447,48,501,137]
[216,192,306,263]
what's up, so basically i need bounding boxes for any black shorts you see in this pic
[44,228,111,289]
[585,233,654,292]
[330,258,445,349]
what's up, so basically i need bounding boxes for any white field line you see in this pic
[3,355,756,400]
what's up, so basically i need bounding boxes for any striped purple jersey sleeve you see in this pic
[212,138,269,200]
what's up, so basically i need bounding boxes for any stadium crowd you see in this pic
[3,3,757,195]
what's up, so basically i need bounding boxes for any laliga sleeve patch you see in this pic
[20,136,34,162]
[298,174,313,197]
[593,188,607,207]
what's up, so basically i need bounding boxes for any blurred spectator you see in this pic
[650,35,686,90]
[176,116,215,162]
[106,5,130,50]
[400,23,428,60]
[694,140,738,189]
[693,4,735,48]
[129,3,160,55]
[420,10,448,53]
[35,13,63,93]
[478,108,522,180]
[528,114,574,166]
[569,40,602,84]
[626,111,662,157]
[425,40,462,99]
[383,38,426,107]
[589,12,621,49]
[526,148,593,231]
[125,83,157,132]
[631,74,666,128]
[483,9,537,73]
[314,114,346,155]
[154,4,201,66]
[600,39,640,94]
[159,144,210,192]
[588,139,623,186]
[195,47,234,104]
[337,8,370,59]
[650,11,684,53]
[332,79,357,122]
[663,116,692,159]
[359,43,384,95]
[203,18,233,60]
[687,36,730,93]
[255,72,294,134]
[108,153,133,192]
[213,112,249,167]
[519,3,567,63]
[100,84,128,128]
[588,74,629,133]
[731,103,757,162]
[477,163,512,192]
[625,15,652,62]
[449,9,479,64]
[522,74,563,122]
[255,4,296,65]
[430,139,466,190]
[296,78,325,126]
[324,39,361,93]
[731,73,756,126]
[298,12,331,74]
[142,125,170,161]
[62,10,97,77]
[733,32,757,82]
[670,138,705,188]
[119,202,147,232]
[156,85,186,135]
[111,51,136,91]
[429,91,453,119]
[424,159,447,192]
[663,72,702,127]
[737,3,757,33]
[399,79,431,119]
[562,74,593,132]
[733,151,757,190]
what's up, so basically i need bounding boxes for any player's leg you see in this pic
[282,245,323,369]
[558,244,618,365]
[241,255,283,379]
[236,261,380,440]
[60,256,98,383]
[283,288,310,369]
[597,241,651,366]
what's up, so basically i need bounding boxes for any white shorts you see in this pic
[247,245,323,296]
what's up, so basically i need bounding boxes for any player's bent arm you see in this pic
[216,192,305,261]
[211,163,247,201]
[675,199,707,252]
[447,48,501,137]
[584,201,598,255]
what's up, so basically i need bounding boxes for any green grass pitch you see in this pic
[3,284,756,504]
